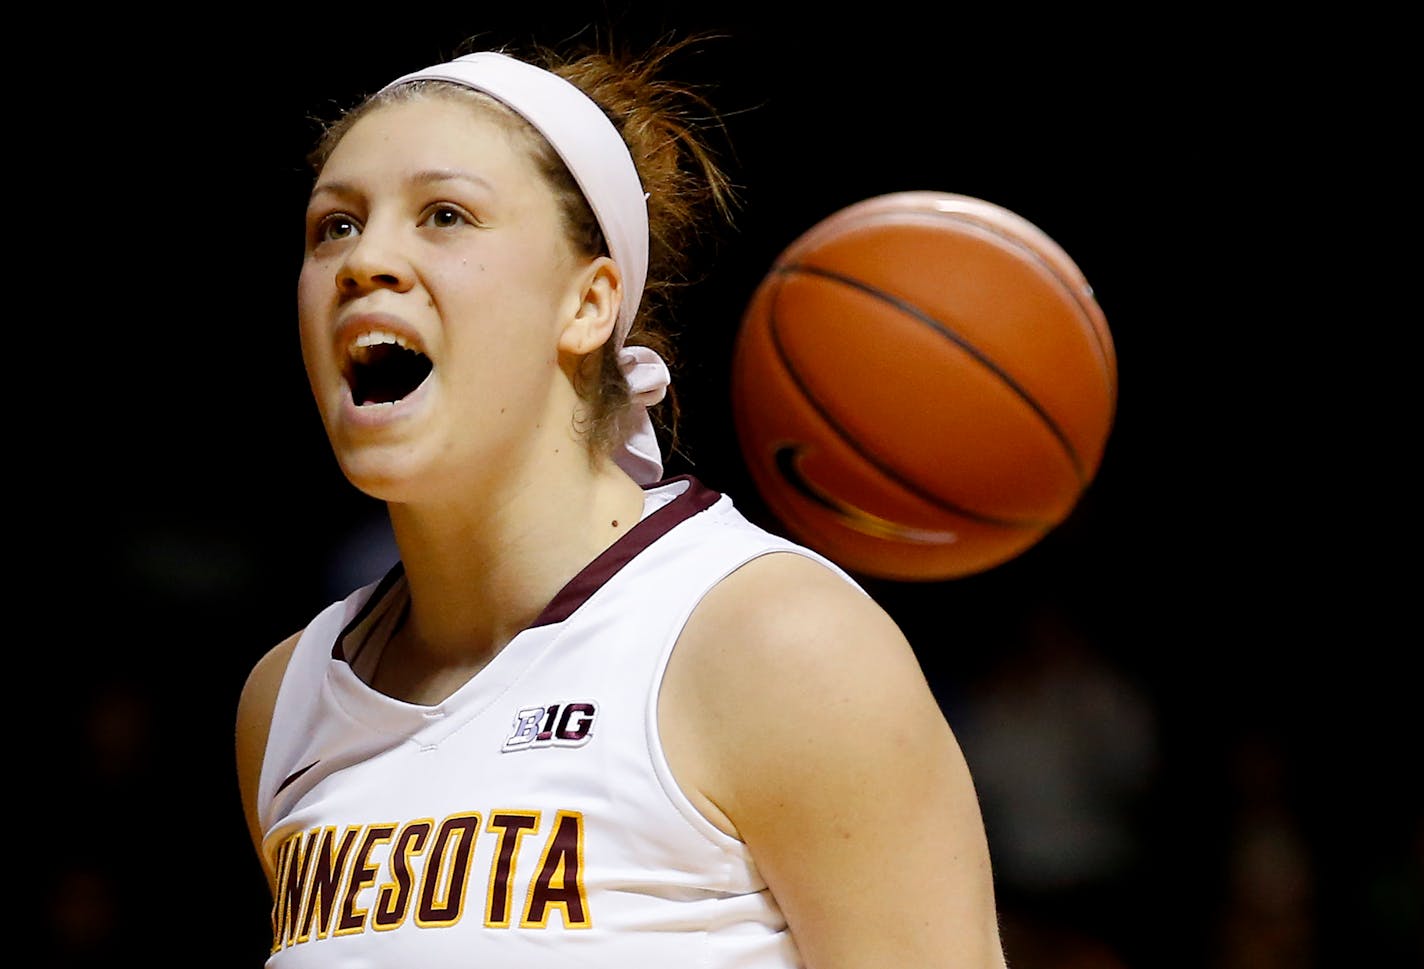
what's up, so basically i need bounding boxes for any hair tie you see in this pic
[615,346,670,484]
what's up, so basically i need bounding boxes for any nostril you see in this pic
[337,271,400,291]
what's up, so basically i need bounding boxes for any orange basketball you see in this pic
[731,191,1118,581]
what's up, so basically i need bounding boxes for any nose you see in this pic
[335,223,414,296]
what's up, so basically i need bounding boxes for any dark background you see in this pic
[33,5,1413,967]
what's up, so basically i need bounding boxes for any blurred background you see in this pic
[33,4,1415,967]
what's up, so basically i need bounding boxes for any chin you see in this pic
[332,446,425,505]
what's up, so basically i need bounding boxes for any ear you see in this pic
[557,256,622,355]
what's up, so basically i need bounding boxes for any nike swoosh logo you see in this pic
[773,444,960,544]
[275,760,321,796]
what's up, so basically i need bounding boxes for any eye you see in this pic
[421,203,474,230]
[315,213,361,244]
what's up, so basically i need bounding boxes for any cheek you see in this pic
[297,261,337,383]
[441,244,570,339]
[438,266,570,408]
[297,258,327,326]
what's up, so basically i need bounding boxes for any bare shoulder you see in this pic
[662,551,1007,967]
[668,550,932,734]
[236,631,302,749]
[235,630,303,887]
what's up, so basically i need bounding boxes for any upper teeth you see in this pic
[352,329,410,350]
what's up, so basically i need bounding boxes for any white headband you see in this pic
[378,51,668,485]
[379,51,648,346]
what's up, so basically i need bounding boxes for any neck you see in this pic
[384,459,647,666]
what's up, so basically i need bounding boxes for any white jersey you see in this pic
[257,475,863,967]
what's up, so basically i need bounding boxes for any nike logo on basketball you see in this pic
[773,444,958,544]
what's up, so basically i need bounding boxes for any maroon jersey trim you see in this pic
[333,475,721,658]
[530,475,721,628]
[333,557,409,661]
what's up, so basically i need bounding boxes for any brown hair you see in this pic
[306,34,739,465]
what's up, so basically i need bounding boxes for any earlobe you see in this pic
[558,256,622,355]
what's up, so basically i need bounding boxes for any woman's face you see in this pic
[298,94,590,503]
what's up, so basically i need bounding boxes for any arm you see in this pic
[234,631,301,894]
[662,552,1007,969]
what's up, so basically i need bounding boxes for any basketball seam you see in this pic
[763,275,1049,530]
[787,204,1117,421]
[782,262,1093,486]
[934,210,1119,419]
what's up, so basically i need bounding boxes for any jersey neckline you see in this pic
[332,474,722,663]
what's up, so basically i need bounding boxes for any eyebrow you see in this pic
[309,169,496,202]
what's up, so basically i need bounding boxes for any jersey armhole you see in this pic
[644,547,853,851]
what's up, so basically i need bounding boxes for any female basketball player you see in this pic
[235,36,1008,968]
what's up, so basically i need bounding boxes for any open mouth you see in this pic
[347,331,433,406]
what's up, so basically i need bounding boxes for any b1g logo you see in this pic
[502,701,599,752]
